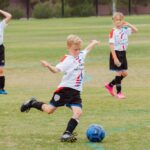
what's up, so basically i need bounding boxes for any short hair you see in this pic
[112,12,124,20]
[67,34,82,47]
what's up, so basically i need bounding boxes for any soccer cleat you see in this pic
[60,132,77,142]
[117,92,125,99]
[0,89,8,95]
[105,83,115,96]
[20,97,37,112]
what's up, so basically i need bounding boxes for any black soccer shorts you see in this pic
[109,50,128,71]
[50,87,82,108]
[0,44,5,66]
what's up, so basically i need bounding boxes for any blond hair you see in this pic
[67,34,82,47]
[112,12,124,20]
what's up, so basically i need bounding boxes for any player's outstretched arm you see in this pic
[123,21,138,33]
[84,40,100,53]
[41,60,60,73]
[0,10,12,24]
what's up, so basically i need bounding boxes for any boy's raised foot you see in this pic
[105,83,115,96]
[60,131,77,143]
[20,97,37,112]
[117,92,125,99]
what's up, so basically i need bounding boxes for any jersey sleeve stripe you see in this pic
[60,55,67,62]
[109,29,114,38]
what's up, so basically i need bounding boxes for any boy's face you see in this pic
[113,15,124,28]
[68,44,81,57]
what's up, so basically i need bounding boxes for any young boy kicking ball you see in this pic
[20,34,100,142]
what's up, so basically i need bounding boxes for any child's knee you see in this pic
[42,104,56,114]
[73,109,82,118]
[0,68,4,75]
[123,72,128,77]
[47,109,55,114]
[77,110,82,117]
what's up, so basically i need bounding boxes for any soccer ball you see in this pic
[86,124,105,142]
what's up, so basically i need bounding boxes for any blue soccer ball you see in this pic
[86,124,105,142]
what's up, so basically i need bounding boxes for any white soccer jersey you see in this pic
[56,50,88,91]
[0,20,7,45]
[109,27,132,51]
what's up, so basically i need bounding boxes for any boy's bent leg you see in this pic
[60,117,78,143]
[20,97,57,113]
[66,106,82,133]
[71,106,82,119]
[20,97,44,112]
[42,104,57,114]
[61,106,82,142]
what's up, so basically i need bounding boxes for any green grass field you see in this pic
[0,15,150,150]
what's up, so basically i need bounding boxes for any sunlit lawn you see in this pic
[0,15,150,150]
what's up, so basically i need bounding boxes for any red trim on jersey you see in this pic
[76,74,81,83]
[109,29,114,38]
[75,72,82,87]
[122,45,125,50]
[60,55,67,62]
[55,87,64,93]
[121,33,123,39]
[76,57,81,63]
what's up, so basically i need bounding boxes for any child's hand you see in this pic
[114,58,121,67]
[122,20,126,25]
[122,21,130,26]
[91,40,101,46]
[41,60,50,67]
[122,21,138,33]
[85,40,101,52]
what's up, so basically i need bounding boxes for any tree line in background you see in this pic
[31,0,96,18]
[0,0,150,19]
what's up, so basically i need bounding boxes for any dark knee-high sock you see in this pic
[109,75,124,87]
[31,100,45,111]
[115,76,122,94]
[0,76,5,90]
[109,78,116,87]
[120,75,124,81]
[65,118,78,134]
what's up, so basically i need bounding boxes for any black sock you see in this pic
[120,75,124,81]
[31,100,44,111]
[109,75,124,87]
[65,118,78,134]
[115,76,122,94]
[0,76,5,90]
[109,78,116,87]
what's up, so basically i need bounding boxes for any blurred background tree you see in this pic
[65,0,95,17]
[0,0,10,9]
[1,0,150,19]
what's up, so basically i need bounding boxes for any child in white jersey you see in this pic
[0,10,12,94]
[105,12,138,99]
[20,34,100,142]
